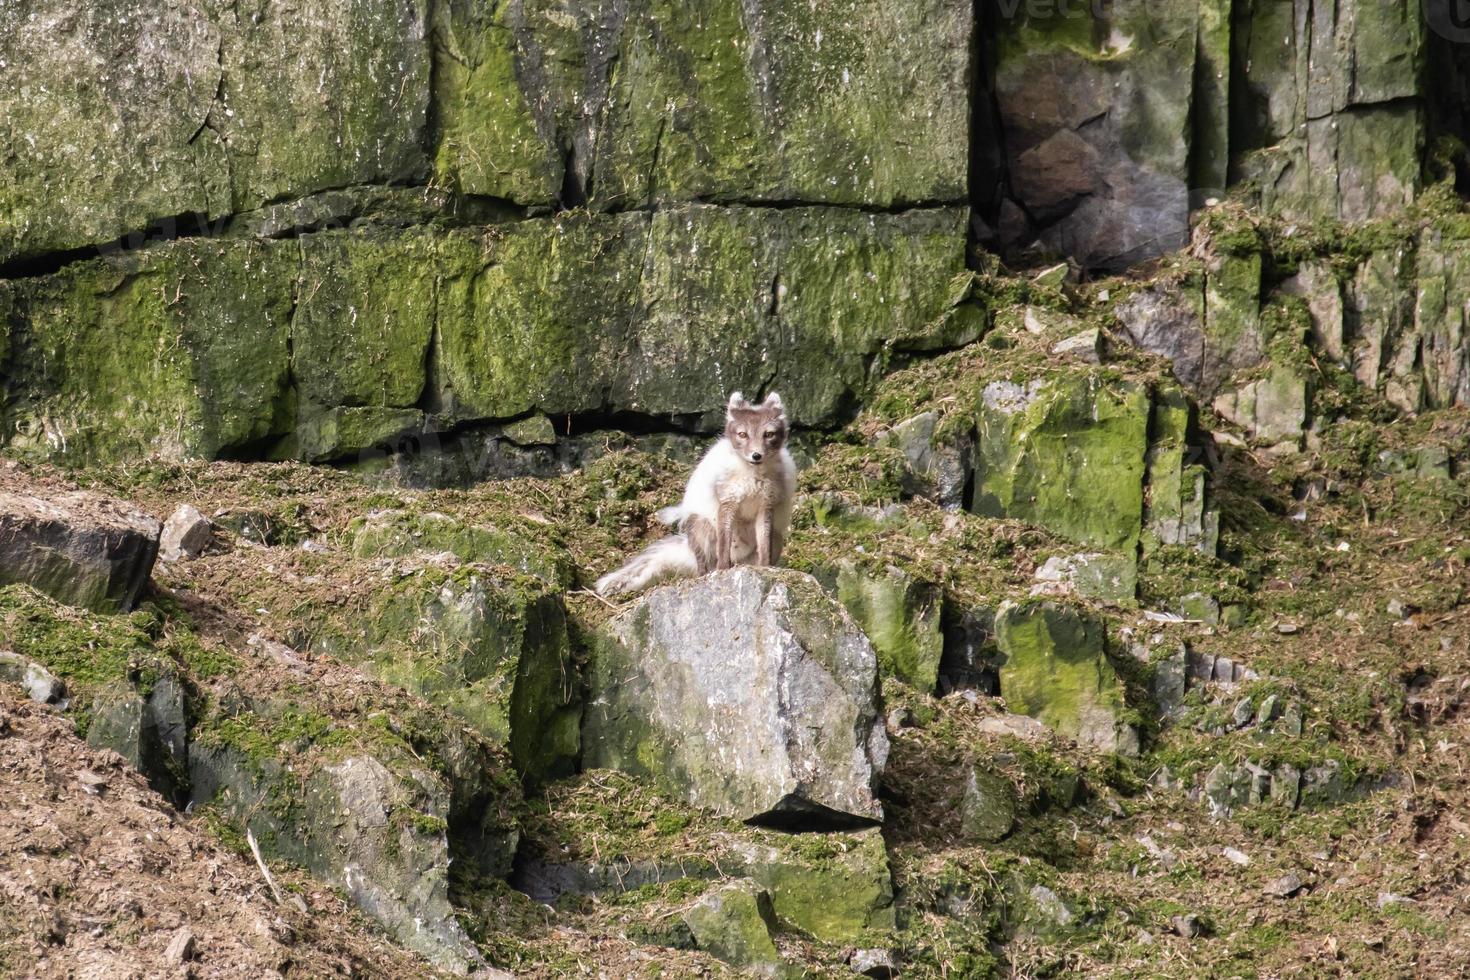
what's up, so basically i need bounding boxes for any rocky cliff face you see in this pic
[4,0,1470,977]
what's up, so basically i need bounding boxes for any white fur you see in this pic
[593,535,700,595]
[595,437,797,595]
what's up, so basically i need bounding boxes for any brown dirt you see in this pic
[0,689,452,980]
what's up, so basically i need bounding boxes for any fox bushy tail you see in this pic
[594,534,699,596]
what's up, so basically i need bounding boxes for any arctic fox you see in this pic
[594,391,798,596]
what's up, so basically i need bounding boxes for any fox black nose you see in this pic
[750,451,763,462]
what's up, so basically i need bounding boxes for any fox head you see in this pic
[725,391,788,465]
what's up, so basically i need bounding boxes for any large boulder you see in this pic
[585,568,888,825]
[435,205,977,428]
[0,0,431,265]
[972,375,1150,554]
[0,490,161,612]
[431,0,970,209]
[1231,0,1424,221]
[988,0,1198,269]
[995,600,1139,755]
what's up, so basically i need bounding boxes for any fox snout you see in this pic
[748,451,764,463]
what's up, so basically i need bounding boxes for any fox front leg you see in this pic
[755,505,773,566]
[715,501,736,571]
[769,528,786,568]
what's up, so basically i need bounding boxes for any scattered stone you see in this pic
[1032,553,1137,605]
[0,652,66,705]
[1387,598,1408,619]
[995,600,1139,755]
[682,880,783,974]
[586,569,888,824]
[1024,884,1074,933]
[1377,891,1416,909]
[300,538,330,555]
[1031,262,1072,290]
[1051,328,1104,363]
[1255,695,1281,727]
[1136,835,1177,871]
[159,504,214,562]
[76,771,108,795]
[1276,622,1300,635]
[850,948,898,978]
[0,489,161,613]
[975,713,1049,739]
[960,767,1016,843]
[1264,872,1305,898]
[500,414,558,447]
[1232,697,1256,729]
[164,926,196,966]
[1170,913,1202,939]
[1222,847,1250,866]
[886,707,913,731]
[1178,592,1221,626]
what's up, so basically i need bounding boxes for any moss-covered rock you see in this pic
[0,490,160,613]
[0,0,431,264]
[681,879,784,975]
[314,561,580,784]
[189,691,515,975]
[823,561,944,692]
[431,0,969,210]
[995,600,1138,755]
[972,375,1150,554]
[5,240,295,462]
[728,827,895,943]
[291,227,438,413]
[350,508,572,586]
[585,567,888,824]
[437,205,972,427]
[1232,0,1424,222]
[959,765,1016,843]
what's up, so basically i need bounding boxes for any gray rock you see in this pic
[879,412,973,509]
[682,880,783,974]
[850,948,898,978]
[960,766,1016,843]
[1264,872,1304,898]
[989,0,1195,269]
[0,652,65,705]
[87,674,190,800]
[995,601,1139,755]
[0,490,161,613]
[159,504,214,562]
[1051,329,1104,364]
[585,568,888,825]
[164,926,196,966]
[1170,913,1202,939]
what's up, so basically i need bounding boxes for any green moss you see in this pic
[995,600,1137,755]
[6,240,294,462]
[973,374,1151,554]
[0,584,163,698]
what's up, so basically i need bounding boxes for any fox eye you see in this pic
[737,431,748,439]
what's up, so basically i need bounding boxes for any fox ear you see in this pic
[762,392,784,414]
[727,391,750,413]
